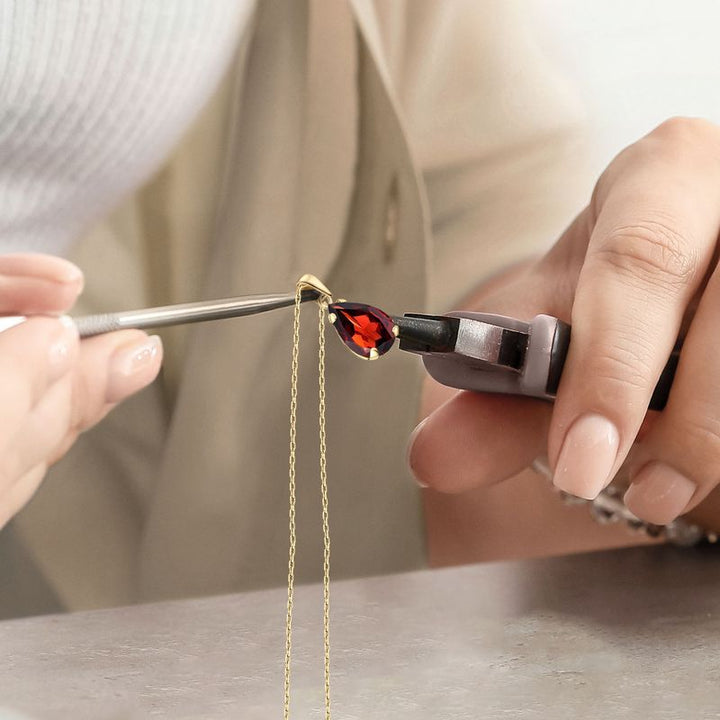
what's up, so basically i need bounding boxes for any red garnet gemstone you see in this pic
[328,302,397,359]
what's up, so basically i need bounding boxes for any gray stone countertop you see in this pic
[1,545,719,719]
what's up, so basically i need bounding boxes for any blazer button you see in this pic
[383,176,399,263]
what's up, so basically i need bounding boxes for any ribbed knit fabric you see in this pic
[0,1,252,253]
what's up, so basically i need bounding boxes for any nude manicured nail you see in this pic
[51,260,84,286]
[553,413,619,499]
[48,315,79,380]
[624,462,695,525]
[106,335,162,402]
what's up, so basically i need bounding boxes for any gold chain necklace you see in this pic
[285,275,333,720]
[284,275,400,718]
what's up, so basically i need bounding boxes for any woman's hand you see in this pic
[0,253,162,528]
[409,118,720,529]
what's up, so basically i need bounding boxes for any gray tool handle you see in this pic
[422,312,678,411]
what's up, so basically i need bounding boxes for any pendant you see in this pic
[295,274,398,360]
[327,301,399,360]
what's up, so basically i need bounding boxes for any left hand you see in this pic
[408,117,720,530]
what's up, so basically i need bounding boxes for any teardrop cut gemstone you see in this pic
[327,302,397,359]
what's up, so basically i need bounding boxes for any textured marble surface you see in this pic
[1,545,719,719]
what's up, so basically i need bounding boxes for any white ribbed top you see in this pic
[0,1,252,253]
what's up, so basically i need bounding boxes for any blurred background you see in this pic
[534,0,720,183]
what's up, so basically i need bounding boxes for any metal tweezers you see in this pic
[72,290,322,337]
[0,290,680,411]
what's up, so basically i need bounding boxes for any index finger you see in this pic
[550,118,720,499]
[0,253,83,313]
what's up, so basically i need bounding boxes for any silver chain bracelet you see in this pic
[532,457,717,547]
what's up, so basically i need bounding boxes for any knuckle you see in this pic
[595,220,699,290]
[609,118,718,173]
[643,117,720,166]
[650,116,716,148]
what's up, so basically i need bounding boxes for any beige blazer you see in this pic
[5,0,591,614]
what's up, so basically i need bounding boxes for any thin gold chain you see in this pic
[284,282,332,720]
[284,284,301,720]
[317,295,332,720]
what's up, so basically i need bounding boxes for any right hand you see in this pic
[0,253,163,528]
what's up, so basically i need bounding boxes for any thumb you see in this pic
[408,391,550,493]
[407,213,589,493]
[0,254,84,314]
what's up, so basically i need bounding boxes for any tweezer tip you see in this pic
[300,288,321,302]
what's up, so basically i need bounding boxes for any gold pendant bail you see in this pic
[297,274,333,304]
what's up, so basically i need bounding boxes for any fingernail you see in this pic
[70,269,84,294]
[624,462,695,525]
[48,315,79,380]
[54,261,84,287]
[55,264,84,296]
[106,335,162,402]
[553,413,619,499]
[407,417,430,487]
